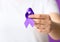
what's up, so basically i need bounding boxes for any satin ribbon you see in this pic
[24,8,34,28]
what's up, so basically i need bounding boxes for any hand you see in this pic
[29,14,52,33]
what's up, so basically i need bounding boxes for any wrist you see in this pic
[48,21,60,40]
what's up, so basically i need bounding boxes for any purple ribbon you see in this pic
[24,8,34,28]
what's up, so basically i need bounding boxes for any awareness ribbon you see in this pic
[24,8,34,28]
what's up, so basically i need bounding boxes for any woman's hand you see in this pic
[29,14,60,40]
[28,14,52,33]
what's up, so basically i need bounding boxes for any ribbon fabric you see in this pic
[24,8,34,28]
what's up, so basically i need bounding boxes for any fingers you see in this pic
[34,19,51,33]
[28,14,52,33]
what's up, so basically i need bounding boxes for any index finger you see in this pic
[28,14,50,19]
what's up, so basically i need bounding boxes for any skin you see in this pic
[28,13,60,40]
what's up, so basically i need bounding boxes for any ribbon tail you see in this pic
[24,19,29,28]
[29,19,34,27]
